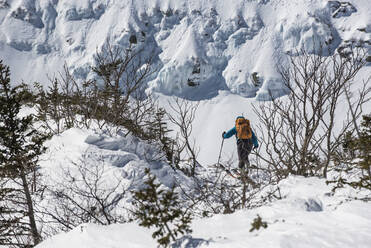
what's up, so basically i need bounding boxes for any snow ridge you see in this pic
[0,0,370,100]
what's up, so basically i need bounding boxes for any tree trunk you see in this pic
[20,169,41,246]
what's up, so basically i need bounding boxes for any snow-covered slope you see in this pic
[1,0,370,247]
[0,0,370,100]
[35,176,371,248]
[29,120,371,247]
[40,127,186,190]
[31,120,371,248]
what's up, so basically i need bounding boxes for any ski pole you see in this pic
[217,137,224,166]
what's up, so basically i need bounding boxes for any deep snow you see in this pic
[36,176,371,248]
[32,103,371,247]
[1,0,370,247]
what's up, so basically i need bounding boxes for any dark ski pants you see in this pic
[237,139,253,169]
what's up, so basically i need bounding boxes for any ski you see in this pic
[232,168,259,188]
[211,165,258,187]
[209,163,240,179]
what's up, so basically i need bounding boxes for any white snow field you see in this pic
[36,175,371,248]
[1,0,371,247]
[33,104,371,247]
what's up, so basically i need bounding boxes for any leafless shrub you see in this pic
[177,158,279,216]
[37,152,129,237]
[162,97,280,214]
[90,40,157,134]
[253,46,370,179]
[33,40,164,140]
[167,98,200,176]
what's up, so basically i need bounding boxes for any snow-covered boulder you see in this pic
[0,0,369,100]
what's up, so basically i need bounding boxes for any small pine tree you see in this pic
[249,215,268,232]
[0,61,47,246]
[34,79,65,134]
[132,168,192,247]
[356,115,371,182]
[330,115,371,191]
[148,108,178,168]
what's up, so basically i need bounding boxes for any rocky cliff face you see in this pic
[0,0,369,100]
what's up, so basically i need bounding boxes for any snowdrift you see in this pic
[36,176,371,248]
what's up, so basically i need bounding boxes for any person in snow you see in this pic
[222,116,258,170]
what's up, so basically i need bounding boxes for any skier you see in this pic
[222,116,258,171]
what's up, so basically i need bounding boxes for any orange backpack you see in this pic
[235,117,252,139]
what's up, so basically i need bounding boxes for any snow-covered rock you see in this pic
[328,1,357,18]
[40,127,190,193]
[0,0,370,100]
